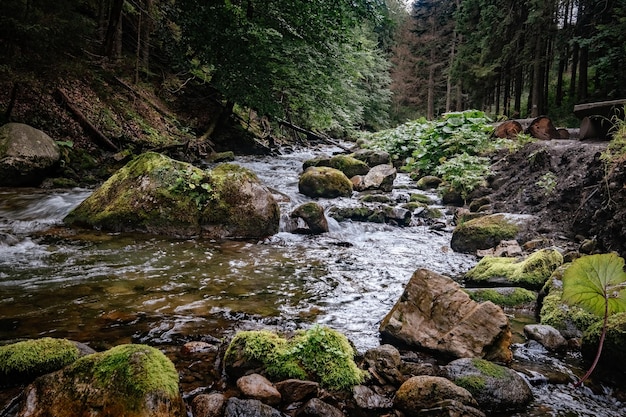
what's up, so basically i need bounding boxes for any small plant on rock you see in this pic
[562,253,626,386]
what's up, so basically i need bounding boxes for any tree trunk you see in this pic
[102,0,124,58]
[569,42,579,100]
[141,0,153,70]
[578,45,589,101]
[4,82,19,122]
[531,35,545,117]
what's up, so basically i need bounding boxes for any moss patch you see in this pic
[471,358,507,378]
[582,312,626,372]
[455,375,486,392]
[451,213,521,253]
[0,338,79,381]
[465,249,563,289]
[70,344,179,410]
[224,325,365,391]
[466,287,536,307]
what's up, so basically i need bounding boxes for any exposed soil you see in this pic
[474,138,626,258]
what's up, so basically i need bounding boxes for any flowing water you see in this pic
[0,145,624,416]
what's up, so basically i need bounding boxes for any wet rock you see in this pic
[441,188,464,206]
[523,324,567,351]
[275,379,319,404]
[363,344,404,386]
[303,155,370,179]
[0,123,61,187]
[352,384,393,410]
[0,338,80,386]
[469,197,491,212]
[192,393,227,417]
[0,232,19,246]
[465,249,563,290]
[464,287,537,310]
[379,269,512,362]
[476,239,523,258]
[416,175,443,190]
[443,358,533,413]
[207,151,235,163]
[64,152,279,239]
[298,398,345,417]
[350,149,391,167]
[17,344,185,417]
[451,213,533,254]
[181,341,217,355]
[225,397,285,417]
[298,167,353,198]
[290,202,329,234]
[393,376,481,415]
[383,206,411,226]
[352,164,396,192]
[237,373,282,406]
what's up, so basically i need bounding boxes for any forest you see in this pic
[1,0,625,139]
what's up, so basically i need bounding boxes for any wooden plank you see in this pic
[573,99,626,119]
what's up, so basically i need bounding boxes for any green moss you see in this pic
[0,337,79,378]
[539,273,597,332]
[583,312,626,371]
[466,249,563,288]
[401,202,426,211]
[224,325,365,391]
[409,193,432,204]
[360,194,392,203]
[466,287,536,307]
[455,375,486,392]
[71,344,179,410]
[471,358,507,378]
[458,214,519,240]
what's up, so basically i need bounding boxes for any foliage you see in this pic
[0,337,79,378]
[363,110,494,180]
[536,172,557,195]
[436,153,491,201]
[600,108,626,167]
[224,325,365,391]
[562,253,626,386]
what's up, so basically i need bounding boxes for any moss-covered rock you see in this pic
[415,175,442,190]
[0,338,79,385]
[290,202,329,234]
[64,152,279,239]
[444,358,533,413]
[450,213,525,254]
[18,344,185,417]
[303,155,370,179]
[350,149,391,167]
[464,249,563,289]
[464,287,537,309]
[394,375,480,415]
[298,166,353,198]
[582,312,626,373]
[223,325,365,391]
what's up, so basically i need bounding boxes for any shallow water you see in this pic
[0,146,624,416]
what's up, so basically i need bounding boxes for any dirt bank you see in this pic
[476,139,626,258]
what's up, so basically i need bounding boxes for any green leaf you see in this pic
[562,253,626,317]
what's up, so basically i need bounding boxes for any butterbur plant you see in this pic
[561,253,626,386]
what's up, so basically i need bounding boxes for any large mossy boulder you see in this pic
[298,166,353,198]
[443,358,533,413]
[18,344,184,417]
[379,269,512,363]
[223,326,365,391]
[303,155,370,179]
[451,214,528,254]
[0,338,79,385]
[464,249,563,290]
[0,123,60,186]
[64,152,279,239]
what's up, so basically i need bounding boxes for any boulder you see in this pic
[451,213,531,254]
[363,344,404,386]
[192,393,227,417]
[379,269,512,362]
[394,376,484,417]
[443,358,533,413]
[224,398,285,417]
[415,175,443,190]
[523,324,568,351]
[17,344,185,417]
[298,167,353,198]
[352,164,396,192]
[0,338,80,386]
[274,379,319,404]
[298,398,345,417]
[237,373,282,406]
[350,149,391,167]
[352,385,393,410]
[0,123,60,186]
[290,202,329,234]
[464,249,563,290]
[64,152,279,239]
[303,155,370,179]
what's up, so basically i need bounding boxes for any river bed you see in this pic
[0,145,624,416]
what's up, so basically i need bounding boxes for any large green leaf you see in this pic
[562,253,626,317]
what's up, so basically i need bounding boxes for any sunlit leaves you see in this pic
[562,253,626,318]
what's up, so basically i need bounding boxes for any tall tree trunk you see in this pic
[556,55,566,106]
[569,42,579,100]
[531,35,545,117]
[578,45,589,101]
[102,0,124,58]
[141,0,153,69]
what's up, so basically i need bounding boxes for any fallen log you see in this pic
[54,88,119,152]
[526,116,560,140]
[278,119,352,152]
[493,120,523,139]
